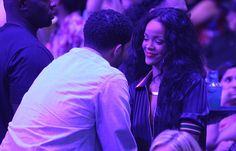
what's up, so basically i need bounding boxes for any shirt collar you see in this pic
[136,70,153,88]
[82,47,103,57]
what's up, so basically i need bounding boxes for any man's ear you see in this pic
[113,44,122,57]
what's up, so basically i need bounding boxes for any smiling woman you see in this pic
[142,19,165,67]
[129,8,209,151]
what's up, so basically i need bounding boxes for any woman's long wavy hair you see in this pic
[131,8,206,80]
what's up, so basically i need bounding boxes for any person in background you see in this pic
[0,9,137,151]
[0,0,55,143]
[203,0,236,70]
[129,8,208,151]
[85,0,128,17]
[190,0,222,26]
[189,0,224,46]
[220,62,236,107]
[150,130,202,151]
[207,62,236,151]
[48,0,87,58]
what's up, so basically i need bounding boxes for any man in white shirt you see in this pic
[0,9,137,151]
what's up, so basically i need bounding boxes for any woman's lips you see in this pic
[145,51,157,57]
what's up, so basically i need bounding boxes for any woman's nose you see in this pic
[146,40,154,50]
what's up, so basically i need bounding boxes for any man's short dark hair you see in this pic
[83,9,133,51]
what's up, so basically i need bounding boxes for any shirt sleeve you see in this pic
[96,74,137,151]
[8,46,53,112]
[180,78,209,136]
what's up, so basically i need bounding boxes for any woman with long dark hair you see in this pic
[129,8,209,150]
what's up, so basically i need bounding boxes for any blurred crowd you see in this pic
[1,0,235,68]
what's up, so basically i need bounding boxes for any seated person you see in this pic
[207,62,236,151]
[150,130,201,151]
[220,62,236,107]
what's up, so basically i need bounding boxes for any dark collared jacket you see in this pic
[130,69,209,151]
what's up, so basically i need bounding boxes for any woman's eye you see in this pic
[155,39,164,44]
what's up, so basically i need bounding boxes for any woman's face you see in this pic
[220,67,236,106]
[142,19,166,66]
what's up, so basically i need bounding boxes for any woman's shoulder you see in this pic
[129,73,151,96]
[165,66,204,83]
[187,71,204,82]
[160,68,205,99]
[129,77,145,90]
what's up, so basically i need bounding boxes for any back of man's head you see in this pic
[83,9,132,52]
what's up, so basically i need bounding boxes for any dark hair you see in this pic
[124,0,164,25]
[122,0,164,83]
[83,9,133,51]
[218,61,236,81]
[131,7,205,80]
[60,0,86,14]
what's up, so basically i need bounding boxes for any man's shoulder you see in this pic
[98,66,127,83]
[0,24,41,48]
[0,24,53,60]
[0,23,33,37]
[80,48,126,80]
[98,68,129,94]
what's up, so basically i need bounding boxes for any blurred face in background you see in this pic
[220,67,236,106]
[226,11,236,32]
[142,19,166,67]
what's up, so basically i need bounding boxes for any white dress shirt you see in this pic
[0,47,137,151]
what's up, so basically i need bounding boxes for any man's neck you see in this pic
[6,15,37,37]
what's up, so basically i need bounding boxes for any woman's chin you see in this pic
[145,61,155,66]
[145,59,160,67]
